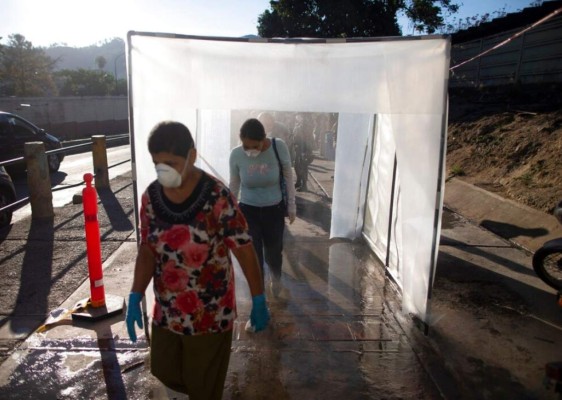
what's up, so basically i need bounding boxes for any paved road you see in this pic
[10,144,131,224]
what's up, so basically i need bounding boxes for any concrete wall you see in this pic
[450,15,562,87]
[0,96,129,141]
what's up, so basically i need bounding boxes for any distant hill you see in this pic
[43,34,259,79]
[44,38,127,79]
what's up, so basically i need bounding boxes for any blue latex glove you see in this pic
[250,293,270,332]
[126,292,143,343]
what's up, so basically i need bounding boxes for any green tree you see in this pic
[439,2,545,34]
[0,34,58,96]
[113,79,128,96]
[257,0,459,38]
[402,0,460,34]
[55,68,116,96]
[95,55,107,70]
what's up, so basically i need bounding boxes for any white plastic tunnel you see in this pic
[127,32,451,327]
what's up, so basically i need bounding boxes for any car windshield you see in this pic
[6,116,37,136]
[1,115,31,136]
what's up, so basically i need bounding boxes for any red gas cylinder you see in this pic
[82,173,106,307]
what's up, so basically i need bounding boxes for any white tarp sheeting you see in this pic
[127,32,450,325]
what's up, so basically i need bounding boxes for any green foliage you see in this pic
[95,55,107,70]
[450,164,465,176]
[113,79,128,96]
[55,68,117,96]
[440,2,544,34]
[517,171,533,186]
[0,34,126,97]
[403,0,459,34]
[440,6,507,34]
[257,0,460,38]
[0,34,58,96]
[258,0,399,37]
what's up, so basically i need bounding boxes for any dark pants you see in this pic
[239,202,285,281]
[151,325,232,400]
[295,156,310,189]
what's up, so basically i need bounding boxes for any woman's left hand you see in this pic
[250,294,270,332]
[288,211,296,224]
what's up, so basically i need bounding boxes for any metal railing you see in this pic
[0,133,129,169]
[0,134,130,219]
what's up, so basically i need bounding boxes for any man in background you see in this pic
[258,112,291,146]
[291,113,314,192]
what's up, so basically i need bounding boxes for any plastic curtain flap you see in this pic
[330,113,373,239]
[195,109,232,184]
[128,33,450,325]
[362,114,402,284]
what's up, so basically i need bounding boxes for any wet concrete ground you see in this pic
[1,156,560,399]
[0,239,443,399]
[431,210,562,400]
[0,157,446,399]
[225,239,443,400]
[0,227,443,399]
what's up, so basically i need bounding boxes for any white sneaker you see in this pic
[245,319,256,333]
[270,278,283,297]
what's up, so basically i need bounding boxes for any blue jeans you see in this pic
[239,201,285,282]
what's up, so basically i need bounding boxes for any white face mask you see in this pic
[155,150,191,188]
[155,163,182,188]
[245,149,261,158]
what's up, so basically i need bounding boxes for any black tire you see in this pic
[48,154,61,172]
[533,244,562,291]
[0,187,15,228]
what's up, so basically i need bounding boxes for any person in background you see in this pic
[292,113,315,191]
[312,113,330,154]
[229,118,296,295]
[258,112,292,148]
[126,121,269,400]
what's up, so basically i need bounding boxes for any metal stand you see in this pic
[71,294,125,322]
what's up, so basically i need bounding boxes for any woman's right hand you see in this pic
[126,292,144,342]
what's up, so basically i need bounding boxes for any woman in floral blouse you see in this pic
[126,121,269,400]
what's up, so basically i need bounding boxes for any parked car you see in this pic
[0,111,64,172]
[0,166,16,228]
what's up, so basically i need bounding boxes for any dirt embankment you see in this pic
[446,85,562,214]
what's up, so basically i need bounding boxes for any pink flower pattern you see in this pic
[175,291,202,314]
[140,174,251,335]
[161,261,189,291]
[163,225,191,249]
[180,242,210,267]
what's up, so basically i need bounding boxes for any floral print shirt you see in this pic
[140,172,252,336]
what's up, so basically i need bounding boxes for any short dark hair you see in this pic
[148,121,194,157]
[240,118,266,141]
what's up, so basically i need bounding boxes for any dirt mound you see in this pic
[446,85,562,214]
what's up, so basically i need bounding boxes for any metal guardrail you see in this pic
[0,133,129,169]
[0,134,130,217]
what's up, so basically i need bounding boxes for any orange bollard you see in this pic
[82,173,106,308]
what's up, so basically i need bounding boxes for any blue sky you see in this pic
[1,0,540,48]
